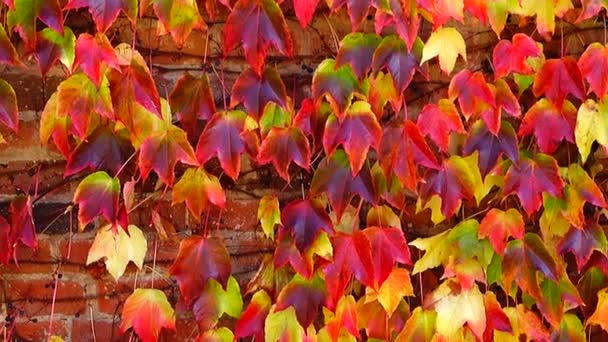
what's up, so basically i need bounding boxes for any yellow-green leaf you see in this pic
[258,194,281,239]
[575,99,608,163]
[420,27,466,75]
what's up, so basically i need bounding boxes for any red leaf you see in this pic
[374,0,419,51]
[371,35,418,93]
[577,0,608,22]
[34,27,75,78]
[479,208,525,255]
[231,66,288,121]
[73,171,120,230]
[448,69,496,119]
[417,0,464,28]
[73,33,120,87]
[533,57,585,108]
[224,0,292,74]
[169,73,216,136]
[483,292,513,341]
[172,167,226,220]
[196,110,253,180]
[417,99,464,153]
[312,59,362,117]
[65,126,133,177]
[494,78,521,117]
[503,153,564,215]
[65,0,137,32]
[276,275,326,327]
[294,0,319,27]
[235,290,271,341]
[492,33,540,79]
[323,101,382,176]
[169,235,231,306]
[0,25,20,66]
[257,126,311,182]
[293,98,330,152]
[336,33,381,79]
[6,0,63,47]
[518,98,576,154]
[0,216,10,264]
[0,79,19,132]
[281,199,333,252]
[464,0,487,22]
[120,289,176,342]
[362,226,412,289]
[558,223,607,272]
[9,195,36,250]
[330,0,373,30]
[310,149,377,221]
[463,120,519,176]
[273,227,317,278]
[578,42,608,98]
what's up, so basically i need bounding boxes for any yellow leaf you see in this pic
[420,27,466,75]
[87,224,147,281]
[431,281,486,339]
[365,268,413,315]
[258,194,281,239]
[587,287,608,332]
[576,99,608,163]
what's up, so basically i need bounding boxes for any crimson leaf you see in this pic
[336,32,381,79]
[416,99,464,153]
[231,66,288,121]
[492,33,541,79]
[169,73,216,136]
[257,126,311,182]
[371,35,418,94]
[518,98,576,154]
[533,57,585,108]
[275,275,326,328]
[73,171,120,231]
[463,120,519,176]
[281,199,333,252]
[73,33,120,87]
[65,0,137,32]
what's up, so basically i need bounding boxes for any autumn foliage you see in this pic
[4,0,608,341]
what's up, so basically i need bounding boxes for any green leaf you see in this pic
[265,306,305,342]
[395,307,436,342]
[73,171,121,231]
[193,276,243,330]
[258,195,281,239]
[312,59,362,117]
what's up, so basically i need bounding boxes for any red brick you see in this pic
[71,318,126,342]
[58,238,92,265]
[144,238,179,263]
[160,315,199,342]
[5,279,86,316]
[12,318,68,341]
[14,237,54,262]
[221,197,260,231]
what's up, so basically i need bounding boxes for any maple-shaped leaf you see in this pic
[312,59,362,118]
[40,92,72,157]
[293,0,319,27]
[169,73,215,136]
[533,57,585,108]
[494,78,521,117]
[371,35,418,94]
[503,153,564,215]
[322,295,359,340]
[0,25,20,66]
[276,274,326,328]
[6,0,63,47]
[556,313,586,342]
[73,33,120,87]
[576,99,608,163]
[417,99,464,153]
[265,306,305,341]
[231,66,287,121]
[328,0,373,30]
[56,73,114,139]
[257,126,310,182]
[559,223,608,272]
[479,208,524,255]
[587,287,608,332]
[368,71,402,119]
[502,233,560,300]
[224,0,292,74]
[139,124,198,185]
[193,276,243,330]
[578,0,608,21]
[310,149,377,221]
[274,228,333,279]
[65,0,137,32]
[417,0,464,28]
[374,0,420,51]
[336,33,381,79]
[518,0,569,38]
[259,101,293,138]
[196,110,257,180]
[34,27,75,77]
[323,101,382,175]
[152,0,204,47]
[487,0,521,36]
[65,126,133,177]
[9,195,36,250]
[562,163,607,228]
[365,267,413,315]
[235,290,271,341]
[87,224,147,280]
[172,167,226,220]
[120,288,175,342]
[281,199,333,252]
[578,43,608,97]
[493,33,540,79]
[169,235,231,306]
[463,120,519,176]
[361,226,412,289]
[420,27,466,75]
[395,307,436,342]
[258,195,281,240]
[519,98,576,154]
[421,153,484,218]
[482,292,513,341]
[0,79,19,133]
[448,69,496,120]
[73,171,120,230]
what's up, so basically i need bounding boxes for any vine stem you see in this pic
[151,237,158,288]
[89,306,97,342]
[47,270,60,341]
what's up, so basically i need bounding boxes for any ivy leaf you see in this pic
[576,99,608,163]
[323,101,382,176]
[73,171,120,231]
[417,99,464,153]
[558,223,608,272]
[587,287,608,332]
[483,292,513,340]
[265,306,305,342]
[0,79,19,133]
[365,267,413,315]
[172,167,226,220]
[40,93,71,157]
[138,124,198,185]
[448,69,496,120]
[336,33,381,79]
[310,149,377,221]
[257,126,311,182]
[577,43,608,97]
[312,59,362,117]
[557,313,586,342]
[360,226,412,289]
[374,0,419,51]
[562,163,607,227]
[65,0,137,33]
[193,276,243,330]
[276,274,326,328]
[231,66,288,121]
[274,228,332,279]
[73,33,120,87]
[169,73,216,136]
[487,0,520,36]
[293,0,319,27]
[235,290,271,341]
[324,295,359,340]
[87,224,147,281]
[368,71,401,118]
[479,209,525,255]
[169,236,231,306]
[492,33,541,79]
[120,289,175,342]
[0,25,20,66]
[196,110,257,180]
[281,199,333,252]
[224,0,292,74]
[9,195,36,250]
[329,0,373,30]
[494,78,521,117]
[152,0,204,47]
[34,27,75,77]
[258,195,281,240]
[420,27,466,75]
[6,0,63,47]
[371,35,418,93]
[503,153,564,215]
[65,126,133,177]
[463,120,519,176]
[395,307,436,341]
[0,217,11,265]
[519,98,576,154]
[533,57,585,108]
[519,0,567,38]
[502,233,560,300]
[578,0,608,21]
[417,0,464,28]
